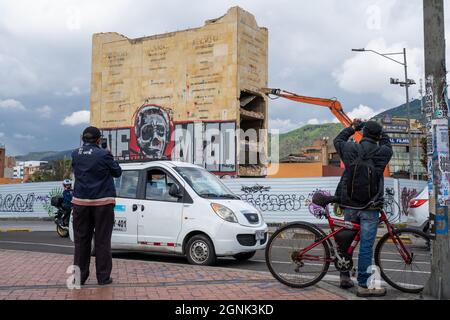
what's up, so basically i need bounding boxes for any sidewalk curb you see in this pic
[316,281,367,300]
[0,217,52,221]
[0,228,32,233]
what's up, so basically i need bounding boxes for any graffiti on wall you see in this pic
[102,104,174,161]
[134,104,174,159]
[0,193,35,213]
[400,187,419,216]
[238,184,332,213]
[102,102,237,174]
[0,187,63,215]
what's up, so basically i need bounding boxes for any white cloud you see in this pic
[14,133,35,140]
[347,104,385,120]
[307,118,320,125]
[36,105,52,118]
[54,86,82,97]
[0,132,4,138]
[307,118,334,125]
[333,38,423,105]
[0,99,26,111]
[270,118,303,133]
[61,110,90,126]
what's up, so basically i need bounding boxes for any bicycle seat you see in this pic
[312,192,340,208]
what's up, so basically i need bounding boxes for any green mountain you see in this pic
[276,123,344,159]
[373,98,424,122]
[16,149,74,162]
[15,151,59,161]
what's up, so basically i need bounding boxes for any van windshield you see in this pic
[174,167,239,199]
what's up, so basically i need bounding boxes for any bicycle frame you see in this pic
[297,207,413,264]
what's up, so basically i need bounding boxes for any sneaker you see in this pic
[356,285,386,297]
[98,277,113,286]
[339,275,354,289]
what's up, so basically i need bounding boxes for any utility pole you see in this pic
[423,0,450,299]
[403,47,415,180]
[352,47,416,179]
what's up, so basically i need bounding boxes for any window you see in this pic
[115,170,139,198]
[174,166,238,199]
[145,169,180,202]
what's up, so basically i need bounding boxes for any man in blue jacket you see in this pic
[334,120,392,297]
[72,126,122,285]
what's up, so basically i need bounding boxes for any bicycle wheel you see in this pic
[375,228,431,293]
[265,222,331,288]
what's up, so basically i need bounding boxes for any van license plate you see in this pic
[255,231,265,240]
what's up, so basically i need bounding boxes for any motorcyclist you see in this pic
[61,179,73,224]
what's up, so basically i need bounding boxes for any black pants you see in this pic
[73,204,114,283]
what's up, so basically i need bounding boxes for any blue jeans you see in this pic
[340,209,380,287]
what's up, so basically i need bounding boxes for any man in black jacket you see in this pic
[72,126,122,285]
[334,120,393,297]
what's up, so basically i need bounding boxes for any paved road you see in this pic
[0,226,428,300]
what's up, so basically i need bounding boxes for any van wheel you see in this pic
[56,225,69,238]
[233,251,256,261]
[186,235,216,266]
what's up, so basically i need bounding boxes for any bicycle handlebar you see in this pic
[312,192,384,211]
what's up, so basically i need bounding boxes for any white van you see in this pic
[69,161,268,265]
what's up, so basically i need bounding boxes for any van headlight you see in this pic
[211,203,238,223]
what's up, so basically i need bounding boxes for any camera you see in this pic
[100,137,108,149]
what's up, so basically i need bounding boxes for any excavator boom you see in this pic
[262,88,390,176]
[262,88,362,141]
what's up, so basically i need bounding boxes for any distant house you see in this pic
[13,161,48,181]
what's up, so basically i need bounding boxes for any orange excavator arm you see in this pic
[261,88,362,141]
[261,88,390,176]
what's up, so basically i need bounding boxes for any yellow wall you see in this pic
[90,6,268,128]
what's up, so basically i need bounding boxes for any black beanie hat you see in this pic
[82,126,101,142]
[362,121,383,140]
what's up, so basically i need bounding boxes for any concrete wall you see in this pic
[0,178,426,225]
[0,182,62,218]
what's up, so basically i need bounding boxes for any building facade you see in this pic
[90,7,268,177]
[377,115,426,179]
[13,161,48,180]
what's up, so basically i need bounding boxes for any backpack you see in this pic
[346,144,380,204]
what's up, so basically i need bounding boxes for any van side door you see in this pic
[112,169,143,245]
[137,167,187,249]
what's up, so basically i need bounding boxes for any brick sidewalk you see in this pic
[0,249,346,300]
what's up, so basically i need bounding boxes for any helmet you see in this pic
[63,179,72,186]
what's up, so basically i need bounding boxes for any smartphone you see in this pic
[100,137,108,149]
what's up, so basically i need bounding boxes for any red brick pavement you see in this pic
[0,249,346,300]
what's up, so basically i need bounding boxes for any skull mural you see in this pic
[134,105,171,159]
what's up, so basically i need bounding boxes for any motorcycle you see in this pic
[50,196,71,238]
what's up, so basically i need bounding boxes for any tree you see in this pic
[28,158,72,182]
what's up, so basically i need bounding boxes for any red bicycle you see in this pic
[265,192,431,293]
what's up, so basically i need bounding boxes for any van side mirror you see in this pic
[169,184,183,198]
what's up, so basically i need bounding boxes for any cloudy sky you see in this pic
[0,0,448,155]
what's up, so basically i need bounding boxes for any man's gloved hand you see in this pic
[352,119,365,131]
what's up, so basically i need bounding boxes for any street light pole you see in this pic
[352,48,415,179]
[403,48,414,180]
